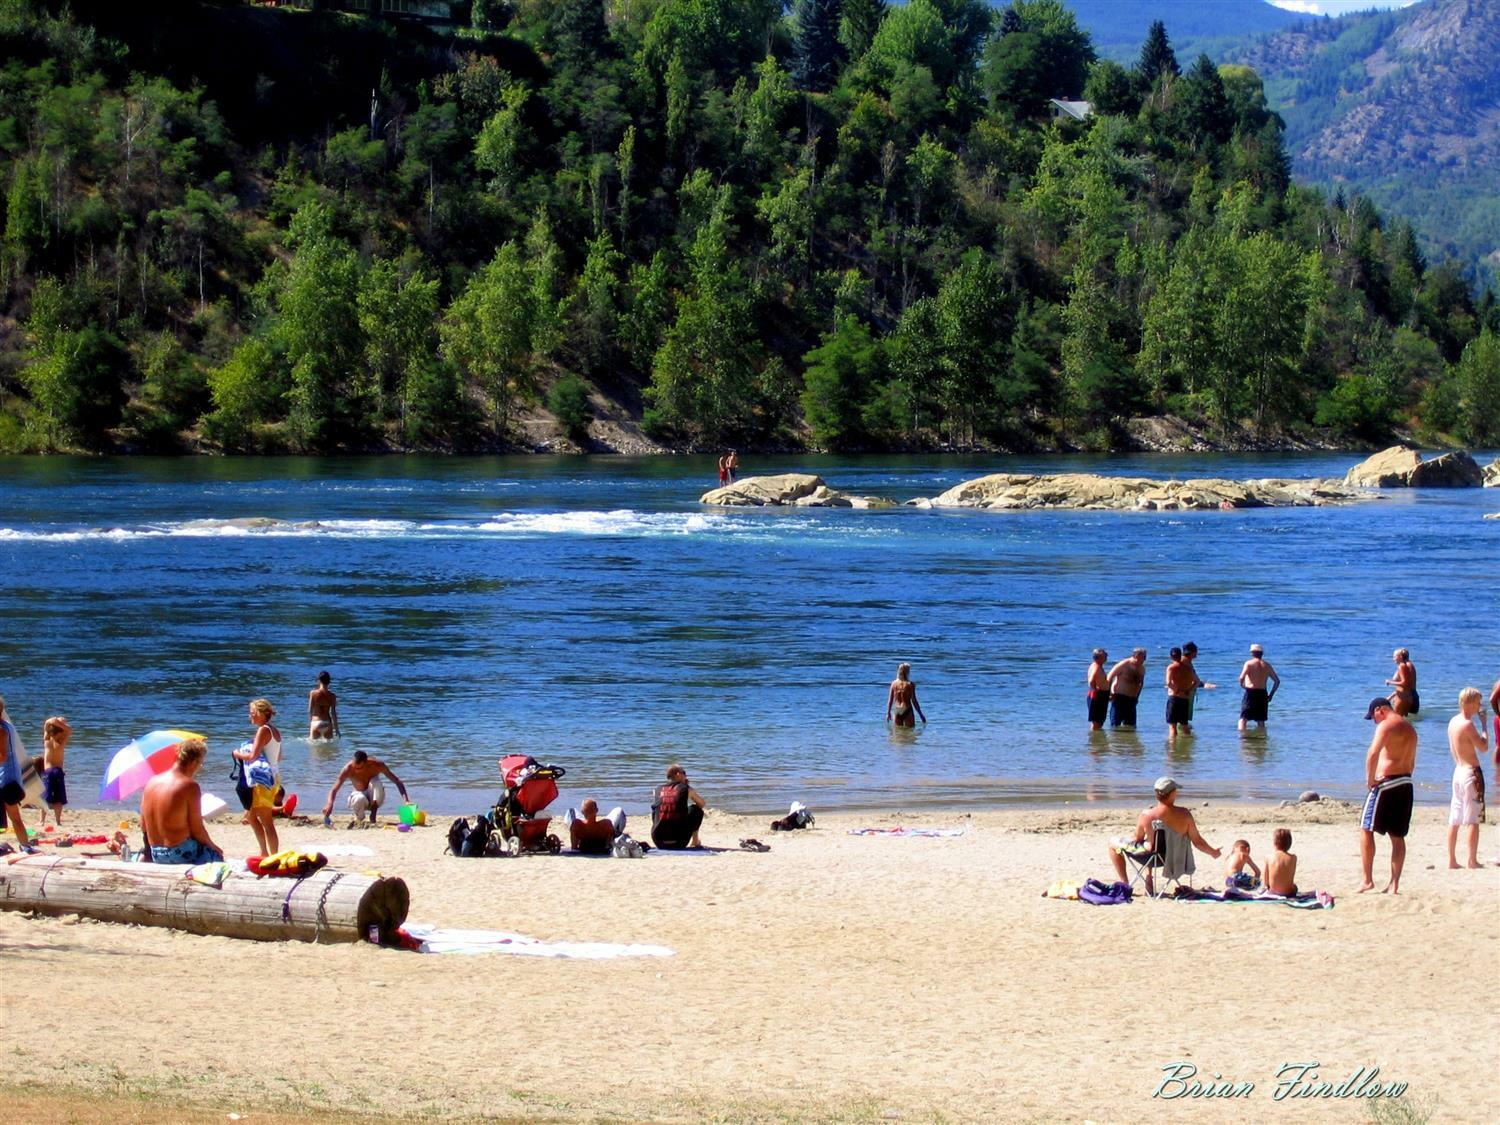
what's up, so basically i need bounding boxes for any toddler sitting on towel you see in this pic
[1224,838,1261,890]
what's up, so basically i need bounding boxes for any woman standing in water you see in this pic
[1386,648,1419,716]
[235,698,282,855]
[886,663,927,728]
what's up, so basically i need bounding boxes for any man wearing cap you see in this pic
[1237,645,1281,731]
[1358,697,1417,894]
[1107,648,1147,729]
[1107,776,1221,882]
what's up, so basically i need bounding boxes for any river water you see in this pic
[1,453,1496,816]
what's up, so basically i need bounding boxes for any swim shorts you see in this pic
[1109,694,1138,727]
[348,778,385,816]
[150,838,225,865]
[41,766,67,806]
[1449,764,1484,826]
[1240,688,1269,722]
[1087,690,1110,726]
[1361,775,1413,838]
[251,784,277,809]
[1165,696,1191,725]
[0,780,24,807]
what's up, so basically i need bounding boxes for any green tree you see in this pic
[441,242,537,436]
[800,315,884,449]
[204,336,284,450]
[1137,19,1179,85]
[1453,329,1500,446]
[983,0,1094,115]
[839,0,886,63]
[358,259,441,439]
[793,0,844,93]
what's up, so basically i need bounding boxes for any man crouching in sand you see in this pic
[1359,697,1417,894]
[141,738,224,864]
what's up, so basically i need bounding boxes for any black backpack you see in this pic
[447,814,494,858]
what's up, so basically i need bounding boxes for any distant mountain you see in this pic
[1060,0,1312,64]
[1230,0,1499,283]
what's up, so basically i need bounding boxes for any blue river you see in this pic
[1,453,1496,816]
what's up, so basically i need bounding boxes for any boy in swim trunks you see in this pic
[1224,838,1261,890]
[1264,828,1298,896]
[40,716,70,826]
[1358,696,1417,894]
[1446,687,1487,869]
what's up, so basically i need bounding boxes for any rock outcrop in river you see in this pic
[924,474,1362,511]
[699,474,897,508]
[1485,459,1499,487]
[1343,446,1484,488]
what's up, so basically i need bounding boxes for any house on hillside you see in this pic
[1048,99,1093,123]
[255,0,466,22]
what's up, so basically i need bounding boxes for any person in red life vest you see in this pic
[651,763,706,849]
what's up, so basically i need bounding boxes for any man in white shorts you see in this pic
[322,750,409,826]
[1446,687,1488,869]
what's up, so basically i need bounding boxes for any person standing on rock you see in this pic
[1237,645,1280,732]
[1386,648,1419,716]
[1086,648,1110,731]
[717,454,729,487]
[1107,648,1146,728]
[726,450,739,482]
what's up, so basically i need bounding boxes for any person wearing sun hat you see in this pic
[1107,775,1222,883]
[1237,644,1281,732]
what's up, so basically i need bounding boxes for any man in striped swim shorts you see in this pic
[1358,696,1417,895]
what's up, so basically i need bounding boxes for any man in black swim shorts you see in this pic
[1358,696,1418,895]
[1237,644,1281,731]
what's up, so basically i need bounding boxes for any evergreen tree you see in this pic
[1174,55,1234,148]
[839,0,887,64]
[1138,19,1179,85]
[793,0,844,93]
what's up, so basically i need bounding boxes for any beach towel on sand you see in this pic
[397,923,673,959]
[847,827,965,838]
[1173,887,1334,909]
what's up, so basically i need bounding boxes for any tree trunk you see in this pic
[0,857,409,945]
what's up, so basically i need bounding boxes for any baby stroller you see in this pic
[491,754,566,855]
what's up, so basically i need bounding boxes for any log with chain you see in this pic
[0,856,409,944]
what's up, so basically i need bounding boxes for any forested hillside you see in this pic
[1229,0,1500,288]
[1062,0,1309,67]
[1,0,1496,454]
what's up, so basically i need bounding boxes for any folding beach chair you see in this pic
[1119,820,1195,899]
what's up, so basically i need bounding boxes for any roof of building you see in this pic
[1048,99,1094,121]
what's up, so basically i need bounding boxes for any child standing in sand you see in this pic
[1264,829,1298,896]
[40,716,70,826]
[1224,838,1261,889]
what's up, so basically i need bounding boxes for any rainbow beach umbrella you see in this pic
[99,729,206,802]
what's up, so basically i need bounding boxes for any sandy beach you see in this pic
[2,799,1496,1123]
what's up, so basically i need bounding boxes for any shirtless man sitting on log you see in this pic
[141,739,224,864]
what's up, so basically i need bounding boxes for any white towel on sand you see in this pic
[401,923,673,959]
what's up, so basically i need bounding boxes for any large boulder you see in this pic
[1344,445,1483,488]
[1408,450,1483,487]
[928,473,1363,511]
[1344,446,1422,487]
[701,473,825,506]
[1483,459,1499,487]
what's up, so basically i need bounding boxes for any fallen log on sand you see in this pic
[0,856,409,944]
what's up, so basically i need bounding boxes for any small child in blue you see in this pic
[1224,838,1261,890]
[40,716,71,827]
